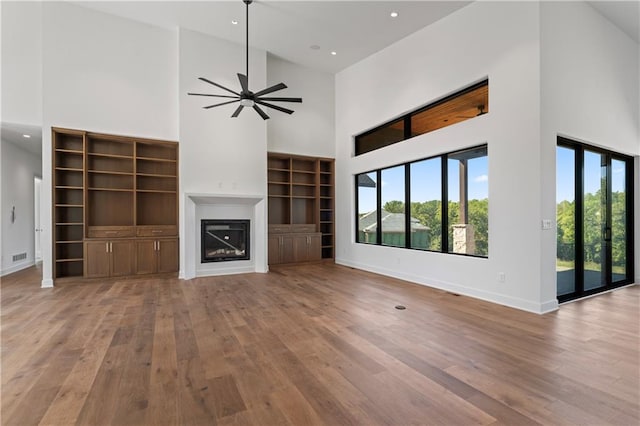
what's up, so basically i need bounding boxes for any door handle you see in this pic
[604,227,612,242]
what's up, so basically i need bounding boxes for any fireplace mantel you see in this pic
[181,193,267,279]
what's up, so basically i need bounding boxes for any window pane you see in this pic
[447,146,488,257]
[583,150,606,291]
[410,158,441,251]
[381,166,406,247]
[357,172,377,244]
[411,82,488,138]
[355,119,405,156]
[556,146,576,296]
[611,158,627,282]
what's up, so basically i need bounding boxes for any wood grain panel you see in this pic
[1,263,638,425]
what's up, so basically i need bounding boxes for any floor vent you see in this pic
[12,253,27,262]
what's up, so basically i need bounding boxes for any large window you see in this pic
[356,145,488,258]
[355,80,489,156]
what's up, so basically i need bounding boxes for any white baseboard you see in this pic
[335,257,558,315]
[1,260,35,277]
[41,278,54,288]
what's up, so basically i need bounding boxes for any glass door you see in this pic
[556,138,634,302]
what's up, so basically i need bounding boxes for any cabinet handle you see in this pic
[110,242,113,253]
[156,241,160,251]
[106,242,109,252]
[152,230,162,234]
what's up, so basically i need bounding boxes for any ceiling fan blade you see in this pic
[198,77,240,96]
[203,99,240,109]
[231,105,244,118]
[253,104,270,120]
[237,73,249,94]
[256,100,294,115]
[258,97,302,103]
[253,82,287,97]
[188,93,238,99]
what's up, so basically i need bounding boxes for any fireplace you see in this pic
[201,220,250,263]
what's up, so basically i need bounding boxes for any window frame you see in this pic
[354,79,489,156]
[355,144,489,259]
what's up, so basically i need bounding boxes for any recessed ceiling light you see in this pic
[310,45,320,50]
[22,134,31,138]
[330,51,337,56]
[390,11,399,18]
[231,20,238,25]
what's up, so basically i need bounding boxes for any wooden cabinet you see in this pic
[268,225,321,265]
[52,127,179,282]
[267,153,335,262]
[293,233,322,263]
[136,239,178,275]
[84,240,135,278]
[53,129,85,279]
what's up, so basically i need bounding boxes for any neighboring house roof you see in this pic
[359,209,429,233]
[357,174,376,188]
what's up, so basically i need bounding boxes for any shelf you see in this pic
[88,170,134,176]
[55,148,83,155]
[56,240,83,244]
[55,204,83,208]
[267,167,290,173]
[88,152,133,160]
[137,172,176,178]
[291,183,315,187]
[292,196,315,199]
[137,156,176,163]
[55,167,83,172]
[292,170,315,175]
[55,186,83,190]
[268,181,290,185]
[320,221,333,224]
[88,187,134,192]
[55,222,84,226]
[55,258,83,263]
[136,189,177,194]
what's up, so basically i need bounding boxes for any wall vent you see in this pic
[12,253,27,262]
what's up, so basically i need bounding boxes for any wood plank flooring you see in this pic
[2,263,638,425]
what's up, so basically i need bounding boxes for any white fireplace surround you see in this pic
[181,193,267,279]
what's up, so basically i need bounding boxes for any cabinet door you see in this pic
[281,235,295,263]
[157,239,178,274]
[85,241,110,278]
[111,240,135,277]
[136,240,157,275]
[292,234,310,263]
[268,235,282,265]
[308,234,322,261]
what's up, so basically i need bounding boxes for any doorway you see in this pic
[34,176,42,262]
[556,137,634,302]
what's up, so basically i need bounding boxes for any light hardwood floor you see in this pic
[2,263,638,425]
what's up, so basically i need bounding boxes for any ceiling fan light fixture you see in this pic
[188,0,301,120]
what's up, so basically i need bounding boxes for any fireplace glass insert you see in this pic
[201,220,250,262]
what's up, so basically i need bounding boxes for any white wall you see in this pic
[1,141,41,276]
[540,1,640,296]
[267,55,335,158]
[1,1,42,126]
[39,2,178,286]
[335,2,549,313]
[178,28,268,278]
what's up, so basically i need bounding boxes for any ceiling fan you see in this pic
[187,0,302,120]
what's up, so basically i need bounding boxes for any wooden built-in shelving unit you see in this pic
[52,128,178,280]
[267,153,335,262]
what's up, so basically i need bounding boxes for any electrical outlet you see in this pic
[497,272,506,283]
